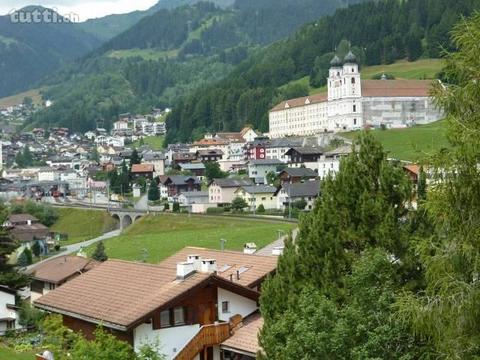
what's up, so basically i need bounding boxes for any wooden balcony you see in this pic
[174,315,243,360]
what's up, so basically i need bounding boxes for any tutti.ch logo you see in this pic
[9,8,80,24]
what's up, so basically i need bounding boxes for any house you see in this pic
[38,168,59,182]
[160,176,201,197]
[0,286,22,335]
[6,214,50,251]
[142,152,166,177]
[234,185,277,211]
[220,311,263,359]
[304,145,352,179]
[176,191,210,207]
[131,164,155,180]
[275,180,321,211]
[172,152,197,166]
[278,168,318,184]
[178,163,206,179]
[34,247,277,359]
[403,164,421,186]
[28,256,98,303]
[209,179,253,204]
[247,159,284,184]
[285,147,324,165]
[196,149,224,163]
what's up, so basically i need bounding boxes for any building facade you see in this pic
[269,52,443,138]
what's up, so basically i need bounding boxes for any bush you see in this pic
[54,244,61,252]
[172,202,180,213]
[206,207,225,214]
[257,204,266,213]
[163,202,170,211]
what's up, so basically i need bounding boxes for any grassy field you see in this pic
[0,88,43,108]
[87,214,296,264]
[51,208,119,245]
[282,59,445,96]
[129,135,165,150]
[343,120,450,161]
[0,346,37,360]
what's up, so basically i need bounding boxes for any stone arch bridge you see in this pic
[108,209,145,230]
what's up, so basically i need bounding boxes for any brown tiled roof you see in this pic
[131,164,154,173]
[270,93,327,112]
[8,214,38,223]
[10,224,49,242]
[29,256,98,284]
[361,79,433,97]
[193,138,228,146]
[35,259,211,329]
[221,312,263,356]
[160,247,277,288]
[403,164,420,176]
[34,247,276,329]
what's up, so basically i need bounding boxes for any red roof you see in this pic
[131,164,154,173]
[361,79,433,97]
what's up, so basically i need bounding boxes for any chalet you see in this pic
[179,163,206,179]
[34,247,277,359]
[5,214,49,250]
[131,164,155,180]
[172,152,197,166]
[208,178,253,204]
[0,286,22,335]
[279,168,318,184]
[28,256,98,303]
[403,164,421,185]
[304,145,352,179]
[176,191,210,207]
[247,159,284,184]
[234,185,277,211]
[196,149,224,163]
[161,176,201,197]
[285,147,324,165]
[275,180,321,211]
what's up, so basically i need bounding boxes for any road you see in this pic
[256,228,299,256]
[25,229,121,272]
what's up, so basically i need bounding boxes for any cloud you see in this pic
[0,0,158,21]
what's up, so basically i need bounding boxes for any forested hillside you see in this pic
[25,0,367,133]
[165,0,479,143]
[0,7,100,98]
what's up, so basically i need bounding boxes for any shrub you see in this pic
[257,204,266,213]
[206,207,225,214]
[172,202,180,213]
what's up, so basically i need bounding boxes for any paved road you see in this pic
[25,229,121,272]
[256,228,299,256]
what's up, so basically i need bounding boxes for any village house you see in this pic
[285,147,325,166]
[220,311,263,359]
[142,151,166,177]
[28,256,98,303]
[304,145,352,179]
[34,247,277,359]
[247,159,284,184]
[196,149,224,163]
[5,214,50,253]
[208,179,253,205]
[160,176,202,197]
[278,168,319,184]
[234,185,277,211]
[0,286,22,335]
[131,164,155,180]
[179,163,206,180]
[275,180,321,211]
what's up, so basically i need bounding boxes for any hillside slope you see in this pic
[0,7,100,98]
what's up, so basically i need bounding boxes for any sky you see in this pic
[0,0,159,22]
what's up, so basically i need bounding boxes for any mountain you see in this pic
[0,7,100,98]
[77,0,235,42]
[25,0,371,133]
[164,0,479,143]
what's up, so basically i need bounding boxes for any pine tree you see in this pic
[148,180,160,201]
[31,241,41,257]
[92,241,108,262]
[130,148,141,166]
[399,13,480,358]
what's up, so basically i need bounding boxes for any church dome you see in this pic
[344,51,357,64]
[330,55,342,67]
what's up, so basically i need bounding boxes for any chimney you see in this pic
[272,246,284,256]
[236,270,240,280]
[200,259,217,273]
[187,254,202,271]
[243,243,257,255]
[176,262,195,280]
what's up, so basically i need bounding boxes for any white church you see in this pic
[268,51,443,138]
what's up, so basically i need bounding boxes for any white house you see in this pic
[247,159,284,184]
[38,168,59,182]
[0,286,22,335]
[304,145,352,179]
[275,180,321,211]
[208,178,253,204]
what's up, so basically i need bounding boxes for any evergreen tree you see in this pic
[92,241,108,262]
[130,148,141,166]
[204,161,227,182]
[231,197,248,212]
[400,13,480,358]
[31,241,41,257]
[260,133,421,358]
[148,180,160,201]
